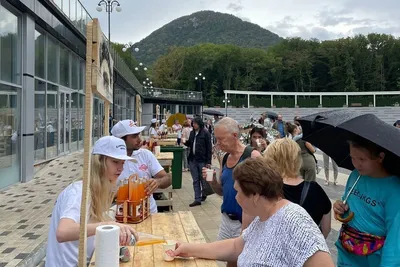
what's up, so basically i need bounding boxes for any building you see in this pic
[0,0,201,189]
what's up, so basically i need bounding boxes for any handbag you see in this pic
[339,224,385,256]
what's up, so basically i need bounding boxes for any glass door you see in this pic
[58,89,71,155]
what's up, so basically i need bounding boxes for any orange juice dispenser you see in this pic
[128,174,142,220]
[138,178,146,200]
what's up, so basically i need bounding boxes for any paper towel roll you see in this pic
[95,225,120,267]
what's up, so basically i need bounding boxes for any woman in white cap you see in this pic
[45,136,139,267]
[149,118,158,138]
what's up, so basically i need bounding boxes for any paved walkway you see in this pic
[0,151,347,266]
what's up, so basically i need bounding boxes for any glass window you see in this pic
[60,46,70,86]
[62,0,70,17]
[70,92,79,151]
[0,4,20,84]
[78,93,84,148]
[53,0,62,9]
[71,55,79,89]
[47,36,58,83]
[34,80,46,161]
[35,29,46,79]
[0,83,20,188]
[75,2,83,31]
[69,0,76,22]
[47,84,58,159]
[79,60,85,90]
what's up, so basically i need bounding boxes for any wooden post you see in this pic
[78,18,114,267]
[78,19,94,267]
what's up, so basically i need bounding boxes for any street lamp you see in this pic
[97,0,121,123]
[143,79,154,96]
[121,45,147,71]
[195,73,206,117]
[223,97,230,116]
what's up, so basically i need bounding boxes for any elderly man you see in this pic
[203,117,261,267]
[111,120,172,214]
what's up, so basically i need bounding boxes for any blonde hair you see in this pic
[89,154,115,222]
[264,138,302,178]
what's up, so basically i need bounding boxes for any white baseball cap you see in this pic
[162,119,166,123]
[151,118,157,123]
[111,120,146,138]
[92,136,136,162]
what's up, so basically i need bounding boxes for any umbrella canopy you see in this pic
[166,113,187,127]
[264,110,278,120]
[203,109,224,116]
[298,110,400,171]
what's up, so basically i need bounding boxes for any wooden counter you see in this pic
[90,211,218,266]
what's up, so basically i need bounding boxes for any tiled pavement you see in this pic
[0,151,346,266]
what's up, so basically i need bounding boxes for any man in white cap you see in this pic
[111,119,171,214]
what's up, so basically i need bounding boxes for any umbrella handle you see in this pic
[334,211,354,223]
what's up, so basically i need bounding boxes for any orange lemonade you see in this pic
[117,180,129,201]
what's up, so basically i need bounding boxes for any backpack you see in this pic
[222,145,255,168]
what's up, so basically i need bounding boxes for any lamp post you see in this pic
[96,0,121,124]
[195,73,206,117]
[143,78,154,96]
[223,97,230,117]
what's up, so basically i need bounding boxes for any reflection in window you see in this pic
[0,5,20,84]
[47,36,58,83]
[71,55,79,89]
[62,0,70,17]
[34,80,46,161]
[0,83,20,188]
[60,46,70,86]
[35,29,46,79]
[47,84,58,159]
[71,92,79,151]
[70,0,76,22]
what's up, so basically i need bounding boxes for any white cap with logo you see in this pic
[111,120,146,138]
[92,136,136,162]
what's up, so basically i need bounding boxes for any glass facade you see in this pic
[33,25,92,163]
[0,2,20,188]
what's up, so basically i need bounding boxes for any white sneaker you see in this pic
[333,181,338,186]
[324,181,329,185]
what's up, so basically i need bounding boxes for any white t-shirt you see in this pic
[149,127,157,137]
[118,149,164,214]
[238,202,329,267]
[172,124,182,138]
[46,181,95,267]
[158,124,166,132]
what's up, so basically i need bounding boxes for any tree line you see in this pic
[116,33,400,107]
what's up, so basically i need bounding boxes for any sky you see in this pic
[83,0,400,45]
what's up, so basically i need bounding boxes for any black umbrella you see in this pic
[203,109,224,116]
[264,110,278,120]
[298,110,400,171]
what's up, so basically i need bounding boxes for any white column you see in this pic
[247,94,250,108]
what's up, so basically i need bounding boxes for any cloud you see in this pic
[227,1,243,12]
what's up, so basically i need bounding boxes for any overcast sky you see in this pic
[83,0,400,44]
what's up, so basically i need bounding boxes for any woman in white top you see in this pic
[168,158,334,267]
[45,136,139,267]
[149,118,158,138]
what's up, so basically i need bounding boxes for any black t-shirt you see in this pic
[283,181,331,225]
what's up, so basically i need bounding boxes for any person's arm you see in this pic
[319,211,331,239]
[305,142,316,153]
[173,237,244,262]
[56,218,102,242]
[303,251,334,267]
[57,219,137,246]
[153,169,172,189]
[379,195,400,266]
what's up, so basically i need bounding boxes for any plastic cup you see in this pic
[163,240,176,261]
[206,169,214,182]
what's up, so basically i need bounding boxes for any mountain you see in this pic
[132,10,282,65]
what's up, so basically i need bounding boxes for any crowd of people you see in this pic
[45,112,400,267]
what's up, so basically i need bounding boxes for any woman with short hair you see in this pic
[169,158,333,267]
[264,138,332,238]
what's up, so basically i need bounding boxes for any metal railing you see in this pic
[50,0,202,100]
[142,87,203,101]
